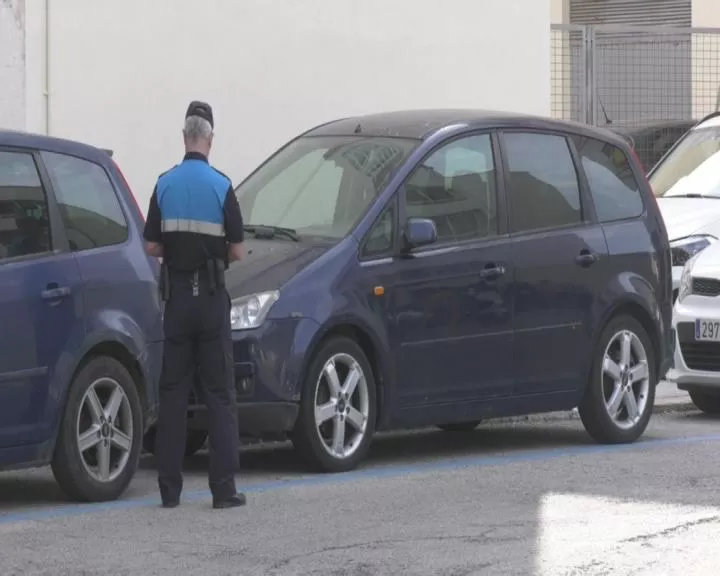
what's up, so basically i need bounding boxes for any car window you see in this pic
[571,135,644,222]
[362,199,396,258]
[649,126,720,197]
[402,134,498,245]
[40,151,128,251]
[503,132,582,233]
[236,135,418,239]
[0,151,52,261]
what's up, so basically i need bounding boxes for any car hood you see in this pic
[688,239,720,279]
[657,197,720,241]
[224,237,333,298]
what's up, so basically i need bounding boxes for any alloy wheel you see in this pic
[313,352,370,460]
[76,377,133,483]
[601,330,650,430]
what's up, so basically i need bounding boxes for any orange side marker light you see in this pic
[373,286,385,296]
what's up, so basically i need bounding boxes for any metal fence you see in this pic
[551,24,720,164]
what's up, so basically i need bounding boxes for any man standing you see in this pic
[143,100,246,509]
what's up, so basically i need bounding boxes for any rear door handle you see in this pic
[41,285,71,300]
[575,250,599,267]
[480,264,505,280]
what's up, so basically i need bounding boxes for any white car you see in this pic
[648,113,720,299]
[666,240,720,413]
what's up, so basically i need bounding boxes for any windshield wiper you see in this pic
[243,224,300,241]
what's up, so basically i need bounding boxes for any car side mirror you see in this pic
[403,217,437,252]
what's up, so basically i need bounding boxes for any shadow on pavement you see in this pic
[140,423,597,479]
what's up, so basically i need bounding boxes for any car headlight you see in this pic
[677,254,701,303]
[229,291,279,330]
[670,235,717,267]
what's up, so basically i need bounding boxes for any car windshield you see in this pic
[234,135,419,239]
[649,125,720,198]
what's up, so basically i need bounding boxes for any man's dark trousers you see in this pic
[155,270,239,503]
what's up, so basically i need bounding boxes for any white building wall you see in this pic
[16,0,550,210]
[0,0,25,130]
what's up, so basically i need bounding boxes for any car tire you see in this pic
[687,389,720,415]
[578,315,657,444]
[291,336,377,473]
[437,421,482,432]
[142,425,208,457]
[51,356,144,502]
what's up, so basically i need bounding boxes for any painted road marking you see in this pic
[2,433,720,526]
[537,493,720,575]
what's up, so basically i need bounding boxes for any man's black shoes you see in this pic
[161,499,179,509]
[212,493,247,509]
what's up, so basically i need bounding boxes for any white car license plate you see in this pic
[695,319,720,341]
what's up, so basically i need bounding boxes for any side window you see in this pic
[0,151,52,261]
[403,134,498,244]
[571,135,644,222]
[40,151,128,251]
[503,132,582,233]
[361,199,396,258]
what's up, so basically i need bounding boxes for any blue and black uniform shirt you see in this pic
[143,151,244,271]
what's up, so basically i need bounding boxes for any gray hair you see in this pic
[183,115,213,141]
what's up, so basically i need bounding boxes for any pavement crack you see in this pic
[266,531,520,572]
[621,515,720,544]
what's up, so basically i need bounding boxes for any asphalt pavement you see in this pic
[1,382,717,576]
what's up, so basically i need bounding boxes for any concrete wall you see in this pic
[0,0,25,130]
[13,0,550,211]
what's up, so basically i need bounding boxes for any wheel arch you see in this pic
[48,336,151,457]
[593,298,662,381]
[300,318,390,428]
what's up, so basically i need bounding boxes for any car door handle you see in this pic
[575,250,599,267]
[480,264,505,279]
[41,285,71,300]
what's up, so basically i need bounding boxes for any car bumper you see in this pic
[186,317,321,435]
[666,295,720,391]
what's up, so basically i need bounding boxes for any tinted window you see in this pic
[403,134,498,244]
[41,151,128,251]
[236,136,417,239]
[572,135,644,222]
[504,132,582,233]
[0,151,52,261]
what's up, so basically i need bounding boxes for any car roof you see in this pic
[0,129,113,166]
[304,108,628,145]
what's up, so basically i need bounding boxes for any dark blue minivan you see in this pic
[0,130,162,501]
[149,109,672,474]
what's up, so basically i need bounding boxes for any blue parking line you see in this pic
[2,432,720,526]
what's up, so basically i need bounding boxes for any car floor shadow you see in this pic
[0,476,67,507]
[141,424,597,477]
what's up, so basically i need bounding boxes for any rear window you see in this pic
[40,151,129,251]
[571,135,644,222]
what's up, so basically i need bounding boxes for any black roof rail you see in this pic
[101,148,114,157]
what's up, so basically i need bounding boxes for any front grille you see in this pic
[692,277,720,298]
[677,321,720,372]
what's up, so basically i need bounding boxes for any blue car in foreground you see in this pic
[143,109,673,474]
[0,130,162,501]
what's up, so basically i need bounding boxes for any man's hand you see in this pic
[228,242,244,262]
[145,241,163,258]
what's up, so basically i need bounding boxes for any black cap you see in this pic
[185,100,214,129]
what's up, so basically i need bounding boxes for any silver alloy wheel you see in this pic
[76,377,133,483]
[601,329,650,430]
[313,352,370,460]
